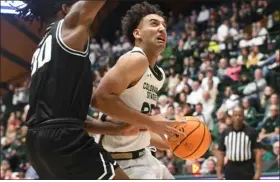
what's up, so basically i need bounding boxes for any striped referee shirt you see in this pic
[218,124,261,162]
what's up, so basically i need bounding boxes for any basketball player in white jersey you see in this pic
[91,2,183,179]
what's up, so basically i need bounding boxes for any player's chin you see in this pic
[155,42,166,50]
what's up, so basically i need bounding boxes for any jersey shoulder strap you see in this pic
[130,47,146,57]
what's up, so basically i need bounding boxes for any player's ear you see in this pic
[61,4,71,15]
[133,29,141,40]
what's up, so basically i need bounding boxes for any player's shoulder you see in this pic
[117,50,149,69]
[47,20,61,36]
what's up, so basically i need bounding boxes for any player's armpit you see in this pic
[61,1,106,52]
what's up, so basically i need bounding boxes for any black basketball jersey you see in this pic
[26,19,93,126]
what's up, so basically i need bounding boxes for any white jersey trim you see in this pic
[97,153,108,179]
[97,152,115,180]
[130,46,147,56]
[56,19,89,57]
[109,163,115,180]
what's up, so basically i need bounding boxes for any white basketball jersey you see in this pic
[102,47,165,152]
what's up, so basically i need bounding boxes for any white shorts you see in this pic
[116,148,174,179]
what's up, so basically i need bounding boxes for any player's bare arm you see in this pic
[92,53,185,137]
[150,132,169,150]
[85,119,144,136]
[85,118,168,149]
[61,1,106,51]
[92,52,150,125]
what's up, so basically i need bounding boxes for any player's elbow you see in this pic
[76,1,105,25]
[65,1,105,27]
[91,90,110,110]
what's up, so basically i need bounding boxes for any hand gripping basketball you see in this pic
[148,114,187,141]
[167,116,212,160]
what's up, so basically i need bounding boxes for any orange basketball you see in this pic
[168,116,212,160]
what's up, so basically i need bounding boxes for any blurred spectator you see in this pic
[189,10,197,25]
[183,30,198,53]
[264,93,279,119]
[197,5,210,23]
[256,21,268,44]
[200,91,215,130]
[212,110,227,145]
[193,103,206,123]
[203,78,218,101]
[239,32,252,48]
[258,50,280,76]
[182,57,198,78]
[262,141,279,172]
[246,46,264,68]
[256,0,268,15]
[158,95,169,114]
[167,68,180,89]
[168,56,181,74]
[262,141,279,162]
[219,86,240,113]
[199,54,213,73]
[217,58,228,81]
[165,105,176,120]
[229,21,239,40]
[217,19,229,42]
[258,105,279,144]
[167,31,179,49]
[188,81,203,105]
[176,74,193,94]
[260,86,274,112]
[2,84,15,133]
[224,58,242,82]
[12,81,29,111]
[242,98,258,128]
[201,69,220,89]
[243,69,267,97]
[237,48,250,65]
[250,30,264,47]
[200,157,217,175]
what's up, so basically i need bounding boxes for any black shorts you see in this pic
[25,119,119,180]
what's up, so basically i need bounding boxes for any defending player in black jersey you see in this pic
[18,0,129,179]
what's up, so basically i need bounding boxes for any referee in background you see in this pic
[216,106,263,180]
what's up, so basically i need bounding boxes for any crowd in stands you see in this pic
[1,0,279,179]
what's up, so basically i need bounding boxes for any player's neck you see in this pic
[136,45,160,68]
[46,16,63,26]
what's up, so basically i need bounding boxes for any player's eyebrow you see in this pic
[149,18,166,27]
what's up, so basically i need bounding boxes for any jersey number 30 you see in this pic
[31,35,52,76]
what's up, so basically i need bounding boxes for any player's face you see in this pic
[137,14,167,50]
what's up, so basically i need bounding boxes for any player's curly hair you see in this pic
[16,0,75,26]
[121,1,166,44]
